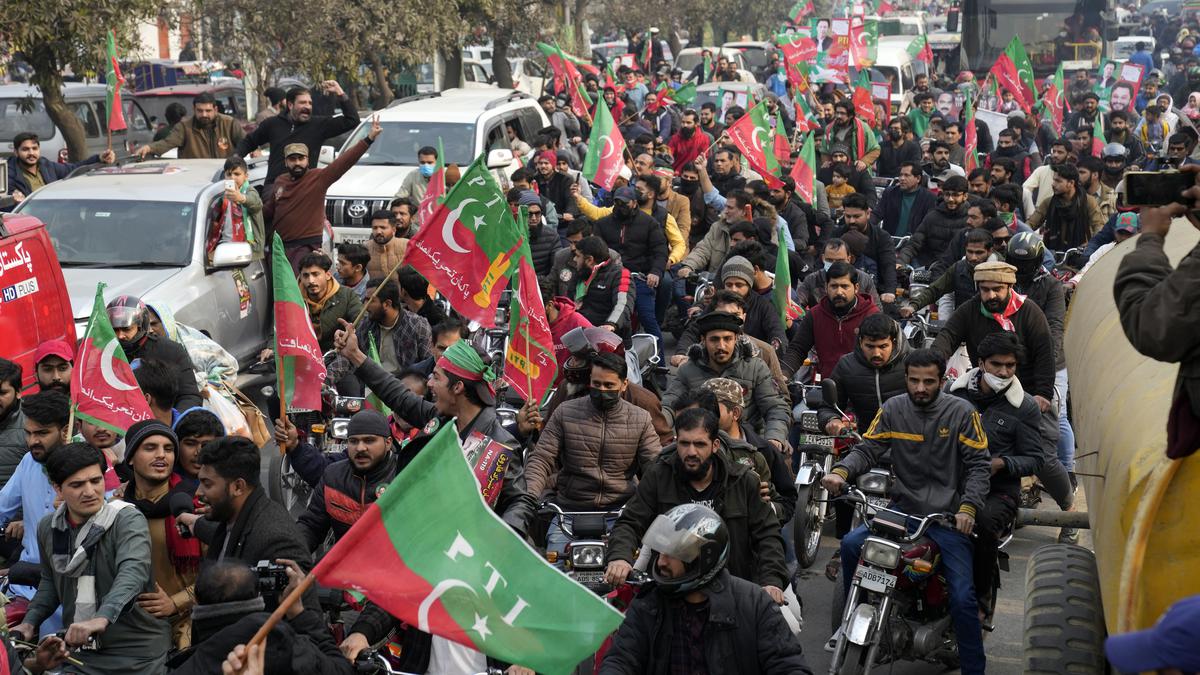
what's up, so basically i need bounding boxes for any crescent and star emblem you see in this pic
[440,198,479,254]
[100,339,137,391]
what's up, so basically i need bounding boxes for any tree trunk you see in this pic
[441,49,463,91]
[572,0,589,55]
[29,57,87,162]
[492,36,514,89]
[669,28,683,58]
[368,52,394,107]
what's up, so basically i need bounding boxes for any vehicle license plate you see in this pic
[855,565,897,593]
[798,434,835,447]
[572,570,606,587]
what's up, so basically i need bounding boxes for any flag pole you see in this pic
[66,404,77,440]
[352,253,412,326]
[248,572,316,647]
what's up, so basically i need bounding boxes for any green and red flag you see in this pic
[906,35,933,64]
[70,283,153,432]
[582,99,625,190]
[849,18,879,67]
[789,132,817,204]
[1041,63,1066,133]
[962,91,979,172]
[642,29,654,72]
[789,0,815,23]
[727,103,784,188]
[1092,115,1107,157]
[105,31,127,132]
[670,81,696,106]
[504,229,557,404]
[702,52,714,81]
[417,137,447,226]
[269,233,327,411]
[793,89,817,133]
[772,108,792,164]
[364,333,392,416]
[555,43,593,120]
[313,422,624,675]
[851,71,876,127]
[772,224,804,325]
[990,36,1037,112]
[403,155,525,326]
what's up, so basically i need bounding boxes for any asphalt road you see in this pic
[789,492,1091,675]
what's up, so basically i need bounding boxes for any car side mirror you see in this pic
[210,241,253,269]
[319,145,335,165]
[487,148,514,169]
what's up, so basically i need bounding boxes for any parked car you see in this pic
[134,82,255,133]
[721,41,777,80]
[13,159,271,367]
[324,88,548,244]
[0,83,155,160]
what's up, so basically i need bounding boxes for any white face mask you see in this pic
[982,371,1014,392]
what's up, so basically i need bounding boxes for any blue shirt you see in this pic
[0,452,63,633]
[1127,51,1155,75]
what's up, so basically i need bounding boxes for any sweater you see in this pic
[780,294,880,379]
[264,138,371,242]
[366,236,408,281]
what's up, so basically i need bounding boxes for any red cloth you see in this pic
[668,130,712,173]
[548,297,593,384]
[808,293,880,379]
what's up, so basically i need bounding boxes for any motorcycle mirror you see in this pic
[821,379,839,406]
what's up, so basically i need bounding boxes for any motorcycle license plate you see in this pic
[572,570,606,587]
[854,565,896,593]
[798,434,835,448]
[866,495,889,510]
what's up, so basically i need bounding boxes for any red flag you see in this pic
[789,132,817,204]
[105,31,127,133]
[72,284,154,432]
[417,138,446,226]
[772,109,792,164]
[963,92,979,172]
[504,245,557,404]
[270,234,327,411]
[852,87,876,127]
[990,37,1036,112]
[582,98,625,190]
[726,104,784,188]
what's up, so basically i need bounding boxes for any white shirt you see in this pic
[428,636,488,675]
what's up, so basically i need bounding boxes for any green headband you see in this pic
[438,340,497,384]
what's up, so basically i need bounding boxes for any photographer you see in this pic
[12,443,170,672]
[168,560,351,675]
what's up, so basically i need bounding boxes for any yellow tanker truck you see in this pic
[1021,222,1200,671]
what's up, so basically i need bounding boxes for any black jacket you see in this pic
[606,451,789,590]
[672,291,788,356]
[534,170,574,216]
[710,171,747,197]
[594,208,669,277]
[876,139,923,178]
[898,200,968,271]
[816,336,910,433]
[1015,270,1067,370]
[599,570,812,675]
[124,334,203,410]
[576,255,634,333]
[948,371,1045,496]
[821,221,898,294]
[170,608,351,675]
[872,185,936,237]
[777,199,810,251]
[296,453,397,551]
[528,223,561,280]
[235,99,360,184]
[931,295,1057,400]
[5,154,102,197]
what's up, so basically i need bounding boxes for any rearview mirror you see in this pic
[487,148,514,169]
[821,378,839,407]
[210,241,253,269]
[319,145,335,165]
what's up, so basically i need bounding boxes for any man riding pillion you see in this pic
[599,504,813,675]
[822,349,990,675]
[106,296,203,411]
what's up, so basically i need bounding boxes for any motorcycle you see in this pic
[792,380,861,568]
[538,502,622,594]
[827,489,1006,675]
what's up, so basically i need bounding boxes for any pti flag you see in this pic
[582,99,625,190]
[364,333,392,416]
[906,35,933,64]
[313,423,624,675]
[71,283,153,433]
[1041,63,1066,133]
[271,233,326,412]
[504,236,557,405]
[105,31,127,132]
[417,138,447,227]
[789,131,817,204]
[991,36,1036,112]
[727,104,784,188]
[404,155,525,326]
[773,224,804,325]
[962,91,979,172]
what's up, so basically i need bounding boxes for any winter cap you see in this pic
[720,256,755,287]
[973,261,1017,285]
[555,149,572,163]
[695,310,744,336]
[829,143,850,156]
[701,378,746,408]
[124,420,179,462]
[517,190,541,207]
[536,150,557,165]
[1105,595,1200,673]
[283,143,308,158]
[347,410,391,438]
[34,339,74,365]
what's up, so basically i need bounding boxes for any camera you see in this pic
[254,560,291,597]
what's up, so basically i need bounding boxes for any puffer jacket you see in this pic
[575,254,634,333]
[525,397,662,510]
[662,341,791,445]
[366,236,408,282]
[780,293,880,380]
[593,208,669,277]
[817,333,911,434]
[540,381,673,448]
[898,200,969,270]
[528,223,561,280]
[0,404,26,488]
[296,452,397,551]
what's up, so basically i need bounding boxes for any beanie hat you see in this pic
[721,255,755,287]
[517,190,541,207]
[347,410,391,438]
[124,420,179,463]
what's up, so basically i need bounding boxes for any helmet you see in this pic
[644,504,729,595]
[1102,142,1129,160]
[561,327,625,385]
[1007,231,1045,269]
[106,295,150,348]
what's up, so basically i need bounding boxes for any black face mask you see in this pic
[678,179,700,195]
[614,203,634,218]
[1104,164,1125,175]
[590,388,621,412]
[888,129,902,141]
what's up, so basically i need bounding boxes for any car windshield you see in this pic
[18,199,195,266]
[343,121,476,166]
[735,48,772,69]
[0,98,55,144]
[675,53,703,73]
[878,20,923,36]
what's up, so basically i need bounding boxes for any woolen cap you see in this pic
[973,261,1017,284]
[347,410,391,438]
[695,311,744,335]
[721,256,755,287]
[124,420,178,461]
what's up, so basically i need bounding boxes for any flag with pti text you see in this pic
[504,234,557,405]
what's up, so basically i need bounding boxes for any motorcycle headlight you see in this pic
[857,470,891,495]
[569,544,606,569]
[862,538,901,569]
[329,418,351,440]
[799,410,821,433]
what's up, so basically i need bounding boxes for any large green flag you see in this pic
[314,423,623,674]
[582,99,625,190]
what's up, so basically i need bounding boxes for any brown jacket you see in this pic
[526,396,662,510]
[367,236,409,281]
[146,114,246,159]
[265,138,371,242]
[661,188,693,245]
[544,381,673,446]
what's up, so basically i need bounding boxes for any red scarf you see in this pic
[981,290,1026,332]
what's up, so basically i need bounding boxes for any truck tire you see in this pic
[1023,544,1107,674]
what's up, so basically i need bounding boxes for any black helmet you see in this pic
[645,504,729,595]
[106,295,150,350]
[1007,231,1045,261]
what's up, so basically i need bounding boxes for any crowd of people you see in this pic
[3,6,1200,674]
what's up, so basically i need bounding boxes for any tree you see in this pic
[0,0,164,160]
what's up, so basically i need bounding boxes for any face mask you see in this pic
[590,388,621,412]
[679,179,700,195]
[823,260,834,272]
[888,129,902,141]
[681,126,696,138]
[614,203,634,218]
[982,371,1015,392]
[419,163,436,178]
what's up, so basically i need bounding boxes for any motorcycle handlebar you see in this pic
[834,488,956,543]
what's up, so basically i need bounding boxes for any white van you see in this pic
[872,37,927,113]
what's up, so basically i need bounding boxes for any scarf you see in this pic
[125,473,203,574]
[51,500,136,623]
[438,340,497,391]
[980,290,1026,332]
[303,278,341,324]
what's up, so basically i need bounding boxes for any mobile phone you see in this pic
[1124,170,1195,207]
[224,179,235,192]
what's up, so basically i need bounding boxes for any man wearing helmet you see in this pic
[599,501,811,675]
[1100,141,1131,190]
[106,296,202,411]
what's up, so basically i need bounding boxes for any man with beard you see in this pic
[967,169,991,198]
[899,174,970,271]
[1064,91,1102,134]
[670,291,790,395]
[672,256,788,356]
[0,391,70,634]
[32,340,72,395]
[604,409,790,607]
[818,145,877,208]
[873,162,936,238]
[365,209,408,283]
[877,117,923,178]
[1027,163,1106,252]
[236,82,361,186]
[118,421,202,649]
[1023,139,1071,208]
[924,140,966,189]
[1076,155,1116,219]
[822,100,880,171]
[663,312,792,455]
[262,252,363,358]
[525,352,661,554]
[797,239,880,307]
[590,186,669,343]
[5,133,114,205]
[136,91,245,159]
[532,150,573,216]
[668,109,710,171]
[903,228,994,316]
[1105,110,1145,167]
[329,278,431,388]
[768,177,810,253]
[781,262,880,380]
[824,193,898,297]
[947,332,1044,617]
[900,72,934,113]
[106,296,202,411]
[698,102,725,141]
[389,196,417,232]
[823,349,990,675]
[0,359,25,493]
[708,147,748,197]
[985,130,1033,182]
[265,115,381,273]
[194,436,317,610]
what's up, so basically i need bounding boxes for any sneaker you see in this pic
[825,626,844,653]
[1069,471,1078,494]
[1058,527,1079,545]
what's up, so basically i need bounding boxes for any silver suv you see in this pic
[14,159,270,366]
